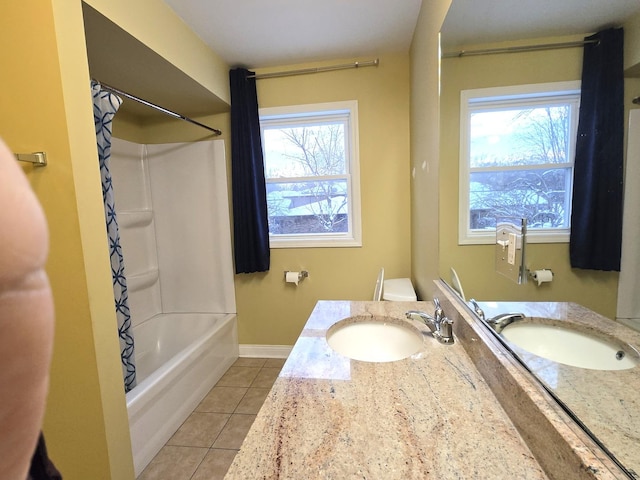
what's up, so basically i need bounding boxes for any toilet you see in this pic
[382,277,417,301]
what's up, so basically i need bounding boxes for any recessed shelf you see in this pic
[118,210,153,228]
[127,268,159,292]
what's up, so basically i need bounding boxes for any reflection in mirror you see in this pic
[449,288,640,478]
[495,218,526,284]
[450,267,465,301]
[440,1,640,476]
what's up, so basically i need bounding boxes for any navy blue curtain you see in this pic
[229,68,270,273]
[570,28,624,271]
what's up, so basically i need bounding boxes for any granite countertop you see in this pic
[225,300,548,479]
[476,301,640,479]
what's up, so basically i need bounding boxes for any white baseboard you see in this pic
[239,344,292,359]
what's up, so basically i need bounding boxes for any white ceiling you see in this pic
[84,1,640,121]
[441,0,640,49]
[162,0,640,69]
[162,0,423,68]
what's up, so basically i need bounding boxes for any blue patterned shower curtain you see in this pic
[92,81,136,392]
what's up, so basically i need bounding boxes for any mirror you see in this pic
[464,297,639,478]
[440,2,640,476]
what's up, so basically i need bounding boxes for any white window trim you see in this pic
[260,100,362,248]
[458,81,581,245]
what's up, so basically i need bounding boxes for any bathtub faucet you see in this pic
[406,297,454,345]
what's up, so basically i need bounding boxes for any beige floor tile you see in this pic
[264,358,287,368]
[142,362,274,479]
[233,357,267,367]
[196,386,247,413]
[167,412,230,448]
[137,445,207,480]
[212,414,257,449]
[216,366,261,387]
[190,449,238,480]
[235,388,270,414]
[251,367,281,388]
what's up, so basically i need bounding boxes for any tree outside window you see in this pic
[260,101,361,248]
[459,83,580,244]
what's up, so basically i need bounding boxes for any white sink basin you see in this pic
[326,316,424,362]
[501,321,639,371]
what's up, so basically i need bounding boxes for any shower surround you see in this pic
[109,138,238,476]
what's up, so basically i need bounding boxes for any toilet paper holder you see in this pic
[527,268,554,286]
[284,270,309,282]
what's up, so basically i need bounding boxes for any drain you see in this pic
[615,350,625,361]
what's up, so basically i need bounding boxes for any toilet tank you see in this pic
[382,278,417,301]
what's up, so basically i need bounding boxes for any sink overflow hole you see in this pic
[615,350,625,361]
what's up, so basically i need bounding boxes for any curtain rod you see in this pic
[248,58,379,80]
[95,80,222,135]
[442,39,599,58]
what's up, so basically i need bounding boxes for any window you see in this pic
[459,82,580,244]
[260,101,361,248]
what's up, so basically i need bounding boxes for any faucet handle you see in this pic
[433,297,444,321]
[439,317,454,344]
[469,298,485,321]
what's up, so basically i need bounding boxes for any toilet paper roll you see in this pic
[532,269,553,286]
[285,271,300,286]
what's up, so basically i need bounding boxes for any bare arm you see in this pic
[0,138,54,480]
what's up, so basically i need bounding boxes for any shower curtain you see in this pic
[92,81,136,392]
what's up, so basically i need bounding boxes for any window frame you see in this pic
[458,81,581,245]
[259,100,362,248]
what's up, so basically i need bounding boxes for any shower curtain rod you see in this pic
[95,80,222,135]
[442,39,599,58]
[248,58,379,80]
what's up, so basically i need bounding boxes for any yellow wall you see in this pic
[439,35,629,318]
[244,55,412,344]
[115,55,412,345]
[1,0,235,478]
[0,0,134,478]
[409,0,453,300]
[84,0,230,105]
[624,12,640,74]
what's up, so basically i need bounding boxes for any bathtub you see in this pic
[126,313,238,476]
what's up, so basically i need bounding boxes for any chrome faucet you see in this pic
[469,299,485,321]
[406,297,454,345]
[486,312,525,333]
[433,297,444,324]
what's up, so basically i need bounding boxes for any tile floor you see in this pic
[138,357,285,480]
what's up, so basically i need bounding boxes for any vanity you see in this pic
[224,299,547,478]
[225,281,640,480]
[224,282,638,479]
